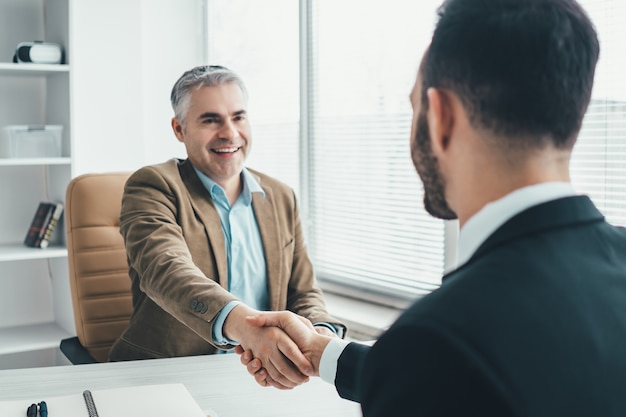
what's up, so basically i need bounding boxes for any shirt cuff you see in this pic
[212,300,241,346]
[319,337,350,384]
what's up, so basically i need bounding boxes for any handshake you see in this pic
[224,306,337,390]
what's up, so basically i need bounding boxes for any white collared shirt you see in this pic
[319,182,577,384]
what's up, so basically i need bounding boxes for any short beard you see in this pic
[411,112,457,220]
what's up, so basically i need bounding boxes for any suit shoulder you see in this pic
[127,159,186,185]
[130,159,181,180]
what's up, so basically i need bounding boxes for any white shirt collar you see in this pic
[454,182,577,270]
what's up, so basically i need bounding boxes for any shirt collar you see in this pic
[193,166,265,206]
[454,182,577,270]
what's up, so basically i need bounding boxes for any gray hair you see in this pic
[170,65,248,126]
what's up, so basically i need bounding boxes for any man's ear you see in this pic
[426,87,455,155]
[171,117,185,143]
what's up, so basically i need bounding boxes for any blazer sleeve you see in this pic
[120,165,237,344]
[355,322,518,417]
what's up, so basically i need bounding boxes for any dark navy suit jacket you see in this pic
[335,196,626,416]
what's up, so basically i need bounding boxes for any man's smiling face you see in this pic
[172,83,251,189]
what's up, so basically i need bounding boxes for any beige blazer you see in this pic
[109,158,342,360]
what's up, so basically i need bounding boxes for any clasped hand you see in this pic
[231,310,334,389]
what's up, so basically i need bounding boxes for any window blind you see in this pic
[206,0,301,195]
[205,0,626,303]
[306,0,445,299]
[572,1,626,227]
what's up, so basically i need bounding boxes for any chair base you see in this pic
[60,337,97,364]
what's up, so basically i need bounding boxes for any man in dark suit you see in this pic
[236,0,626,415]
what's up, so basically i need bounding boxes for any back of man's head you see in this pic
[422,0,599,149]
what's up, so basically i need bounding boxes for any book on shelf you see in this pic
[24,201,64,248]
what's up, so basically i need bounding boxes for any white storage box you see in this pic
[0,125,63,158]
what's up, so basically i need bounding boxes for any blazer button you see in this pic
[200,305,208,314]
[191,299,198,310]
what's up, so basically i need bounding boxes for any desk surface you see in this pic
[0,354,361,417]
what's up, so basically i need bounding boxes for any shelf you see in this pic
[0,243,67,263]
[0,62,70,76]
[0,157,71,166]
[0,322,72,355]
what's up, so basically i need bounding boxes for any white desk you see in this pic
[0,354,361,417]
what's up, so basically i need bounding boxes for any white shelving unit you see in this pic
[0,0,207,370]
[0,0,74,369]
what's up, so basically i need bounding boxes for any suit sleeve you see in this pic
[339,322,518,417]
[335,342,371,402]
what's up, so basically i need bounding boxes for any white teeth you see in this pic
[213,147,239,153]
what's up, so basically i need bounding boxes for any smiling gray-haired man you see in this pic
[109,66,344,388]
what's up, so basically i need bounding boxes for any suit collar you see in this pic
[456,183,576,269]
[444,196,605,281]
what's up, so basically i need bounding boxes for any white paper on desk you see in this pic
[0,383,209,417]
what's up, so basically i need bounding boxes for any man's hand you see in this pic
[234,311,334,388]
[223,305,314,390]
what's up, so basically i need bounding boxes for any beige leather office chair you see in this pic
[60,172,133,364]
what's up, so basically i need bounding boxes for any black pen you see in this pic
[26,403,37,417]
[39,401,48,417]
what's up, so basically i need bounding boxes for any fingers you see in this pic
[263,347,309,388]
[246,362,295,390]
[314,326,336,337]
[265,374,292,390]
[245,313,280,328]
[295,315,316,331]
[238,348,253,364]
[237,327,310,388]
[235,346,289,389]
[244,311,304,330]
[265,353,308,389]
[276,334,313,376]
[246,311,316,351]
[247,358,262,373]
[236,349,265,379]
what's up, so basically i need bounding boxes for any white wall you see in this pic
[71,0,205,176]
[140,0,206,166]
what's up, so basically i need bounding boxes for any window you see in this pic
[206,0,626,305]
[305,0,446,302]
[206,0,301,194]
[571,1,626,226]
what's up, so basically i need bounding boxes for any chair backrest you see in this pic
[65,172,133,362]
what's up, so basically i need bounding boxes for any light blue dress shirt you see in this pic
[193,167,268,346]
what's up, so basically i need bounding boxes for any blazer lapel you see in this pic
[251,184,284,310]
[178,160,229,290]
